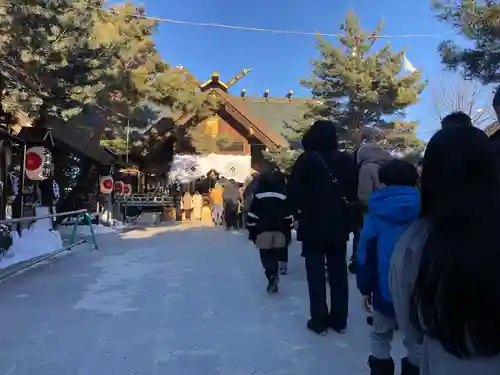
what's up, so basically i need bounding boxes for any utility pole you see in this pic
[126,119,130,166]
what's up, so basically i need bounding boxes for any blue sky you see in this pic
[135,0,472,140]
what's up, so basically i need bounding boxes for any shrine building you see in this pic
[164,69,316,185]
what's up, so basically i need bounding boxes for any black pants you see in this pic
[303,241,348,330]
[351,229,361,263]
[259,247,288,280]
[224,202,237,228]
[351,213,364,263]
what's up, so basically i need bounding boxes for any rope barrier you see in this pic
[4,2,441,40]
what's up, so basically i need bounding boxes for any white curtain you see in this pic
[169,154,205,184]
[170,153,251,183]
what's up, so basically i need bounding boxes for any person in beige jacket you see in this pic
[357,144,392,207]
[182,191,192,221]
[191,191,203,221]
[350,143,392,275]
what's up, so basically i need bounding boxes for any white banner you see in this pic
[170,153,251,183]
[169,154,205,183]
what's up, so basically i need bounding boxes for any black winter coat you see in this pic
[288,120,358,247]
[247,189,293,244]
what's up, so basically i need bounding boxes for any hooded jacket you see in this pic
[356,185,420,317]
[357,144,392,205]
[246,174,293,244]
[288,120,357,245]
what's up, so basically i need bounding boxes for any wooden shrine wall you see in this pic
[201,115,250,155]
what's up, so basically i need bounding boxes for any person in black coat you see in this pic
[288,120,358,335]
[247,170,293,293]
[490,87,500,161]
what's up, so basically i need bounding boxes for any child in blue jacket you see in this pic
[356,159,420,375]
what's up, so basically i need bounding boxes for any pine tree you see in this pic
[433,0,500,84]
[0,1,215,156]
[303,11,426,144]
[0,0,109,126]
[268,11,426,171]
[91,2,217,156]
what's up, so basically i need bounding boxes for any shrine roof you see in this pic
[228,96,318,148]
[50,122,114,165]
[485,121,500,137]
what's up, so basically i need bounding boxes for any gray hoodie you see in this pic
[390,220,500,375]
[357,144,391,204]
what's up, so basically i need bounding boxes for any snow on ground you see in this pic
[0,224,117,270]
[0,222,63,270]
[0,223,405,375]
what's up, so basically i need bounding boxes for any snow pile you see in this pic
[0,223,63,270]
[109,220,125,230]
[71,224,117,236]
[99,211,125,230]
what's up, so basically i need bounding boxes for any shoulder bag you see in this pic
[315,152,358,231]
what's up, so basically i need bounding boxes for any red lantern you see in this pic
[25,147,52,180]
[114,181,124,195]
[123,184,132,197]
[100,176,114,194]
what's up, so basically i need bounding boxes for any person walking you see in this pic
[222,179,239,230]
[191,191,203,221]
[288,120,358,335]
[356,159,420,375]
[350,144,392,271]
[242,172,260,229]
[209,183,224,225]
[390,125,500,375]
[182,191,192,221]
[247,170,293,293]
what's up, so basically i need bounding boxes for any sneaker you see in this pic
[307,318,328,336]
[267,275,279,293]
[278,261,288,275]
[368,356,395,375]
[401,357,419,375]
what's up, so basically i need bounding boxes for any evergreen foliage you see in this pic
[433,0,500,84]
[0,0,109,123]
[267,10,426,171]
[0,1,216,157]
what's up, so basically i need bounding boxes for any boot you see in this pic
[278,261,288,275]
[348,260,357,274]
[368,356,395,375]
[401,357,419,375]
[307,318,328,336]
[267,275,279,293]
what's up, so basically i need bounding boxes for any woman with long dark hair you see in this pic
[390,126,500,375]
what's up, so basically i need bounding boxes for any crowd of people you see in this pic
[240,95,500,374]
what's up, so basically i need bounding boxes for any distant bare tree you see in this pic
[432,72,494,128]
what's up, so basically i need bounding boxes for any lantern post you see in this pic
[19,143,26,224]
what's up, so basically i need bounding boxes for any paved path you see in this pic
[0,224,404,375]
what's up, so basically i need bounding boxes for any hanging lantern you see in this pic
[25,147,52,181]
[122,183,132,197]
[114,180,124,195]
[99,176,114,194]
